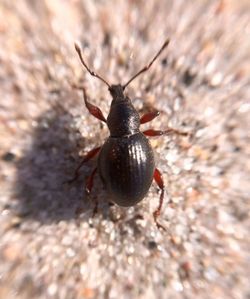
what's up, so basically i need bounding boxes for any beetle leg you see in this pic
[140,111,160,124]
[143,128,188,137]
[153,168,166,231]
[66,146,101,184]
[72,84,106,123]
[86,167,97,194]
[85,167,98,216]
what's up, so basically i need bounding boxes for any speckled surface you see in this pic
[0,1,250,298]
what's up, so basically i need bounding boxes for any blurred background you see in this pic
[0,1,249,298]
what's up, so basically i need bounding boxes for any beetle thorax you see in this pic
[107,84,140,137]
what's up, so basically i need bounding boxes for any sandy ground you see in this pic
[0,1,250,298]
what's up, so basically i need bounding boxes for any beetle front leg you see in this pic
[66,146,101,184]
[72,84,106,123]
[143,128,188,137]
[153,168,166,231]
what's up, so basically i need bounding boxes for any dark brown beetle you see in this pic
[70,39,187,229]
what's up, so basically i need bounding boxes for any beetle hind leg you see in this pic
[65,146,101,185]
[153,168,166,231]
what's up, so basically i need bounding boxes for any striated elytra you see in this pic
[69,38,188,229]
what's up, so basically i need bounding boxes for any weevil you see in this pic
[70,38,187,229]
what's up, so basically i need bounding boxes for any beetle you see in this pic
[70,38,187,229]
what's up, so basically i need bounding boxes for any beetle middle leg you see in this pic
[66,146,101,184]
[140,111,160,124]
[153,168,166,230]
[143,128,188,137]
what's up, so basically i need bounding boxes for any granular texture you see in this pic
[0,1,249,298]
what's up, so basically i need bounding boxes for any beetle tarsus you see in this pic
[153,211,167,231]
[164,128,189,136]
[153,168,166,230]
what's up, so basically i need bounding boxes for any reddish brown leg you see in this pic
[143,128,188,137]
[140,111,160,124]
[85,167,98,216]
[153,168,166,230]
[67,146,101,184]
[72,84,106,123]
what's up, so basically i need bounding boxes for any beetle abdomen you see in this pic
[98,133,155,206]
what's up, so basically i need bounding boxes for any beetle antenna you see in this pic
[74,43,111,88]
[122,38,170,90]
